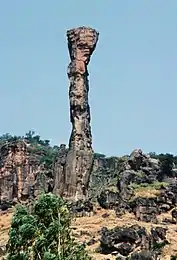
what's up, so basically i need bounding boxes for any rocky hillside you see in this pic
[1,133,177,259]
[0,132,120,206]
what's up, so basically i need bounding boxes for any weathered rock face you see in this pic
[120,149,160,186]
[128,181,177,223]
[130,197,159,223]
[0,141,27,203]
[99,225,168,259]
[0,141,51,208]
[96,149,161,211]
[53,144,68,195]
[54,27,99,201]
[88,155,122,199]
[96,150,177,222]
[98,189,120,209]
[68,199,94,217]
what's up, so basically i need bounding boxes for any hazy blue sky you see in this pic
[0,1,177,156]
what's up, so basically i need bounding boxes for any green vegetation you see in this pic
[0,133,22,144]
[152,240,169,250]
[134,171,144,178]
[1,131,177,178]
[149,152,177,178]
[0,131,60,172]
[130,181,169,190]
[24,131,60,170]
[129,181,169,199]
[171,256,177,260]
[94,153,106,159]
[6,193,91,260]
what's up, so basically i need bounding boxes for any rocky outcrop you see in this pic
[68,199,93,217]
[129,251,159,260]
[119,149,160,188]
[53,144,68,195]
[0,141,27,203]
[159,181,177,207]
[97,149,161,211]
[88,154,124,199]
[54,27,99,201]
[99,225,168,259]
[96,149,177,222]
[129,181,177,223]
[130,197,159,223]
[97,189,120,209]
[0,141,52,208]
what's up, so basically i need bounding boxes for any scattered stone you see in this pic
[130,250,157,260]
[102,213,110,218]
[87,238,97,246]
[162,218,176,224]
[0,244,6,257]
[69,199,93,217]
[171,208,177,223]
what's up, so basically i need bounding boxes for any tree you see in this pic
[158,153,174,177]
[25,130,36,142]
[6,193,92,260]
[149,152,174,178]
[0,133,21,145]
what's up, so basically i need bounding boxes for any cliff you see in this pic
[0,138,119,207]
[0,138,54,207]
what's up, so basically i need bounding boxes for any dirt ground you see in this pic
[1,208,177,260]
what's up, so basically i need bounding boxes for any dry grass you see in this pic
[1,207,177,260]
[130,182,169,199]
[134,187,161,198]
[0,210,13,246]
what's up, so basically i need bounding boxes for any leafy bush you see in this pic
[6,193,92,260]
[149,152,177,177]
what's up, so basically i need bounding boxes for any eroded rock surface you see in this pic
[99,225,168,259]
[96,149,177,223]
[131,197,159,223]
[54,27,99,201]
[0,141,52,208]
[119,149,160,189]
[97,149,161,211]
[69,199,93,217]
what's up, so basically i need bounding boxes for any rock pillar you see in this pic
[63,27,99,200]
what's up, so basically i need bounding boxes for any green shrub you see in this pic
[130,181,168,191]
[6,193,91,260]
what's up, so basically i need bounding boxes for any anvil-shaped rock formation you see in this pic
[54,27,99,200]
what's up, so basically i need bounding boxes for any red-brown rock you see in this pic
[54,27,99,201]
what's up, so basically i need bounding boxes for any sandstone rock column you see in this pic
[64,27,99,200]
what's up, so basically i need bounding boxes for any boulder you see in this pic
[130,197,159,223]
[97,189,120,209]
[99,225,167,258]
[69,199,94,217]
[130,251,157,260]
